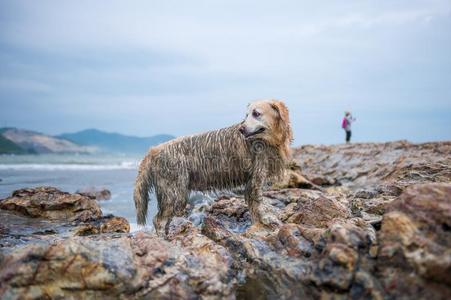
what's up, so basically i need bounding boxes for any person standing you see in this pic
[342,111,356,143]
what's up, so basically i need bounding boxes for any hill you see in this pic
[0,134,29,154]
[57,129,174,154]
[0,128,96,154]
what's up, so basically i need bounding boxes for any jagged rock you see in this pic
[0,231,236,299]
[294,141,451,189]
[74,215,130,236]
[200,180,449,298]
[200,186,379,299]
[76,187,112,200]
[0,187,128,252]
[0,141,450,299]
[0,187,235,299]
[0,187,101,221]
[377,183,451,299]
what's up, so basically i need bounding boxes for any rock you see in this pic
[0,188,234,299]
[0,186,102,221]
[377,183,451,298]
[200,187,378,298]
[0,187,129,252]
[197,143,450,299]
[282,194,349,227]
[294,141,451,189]
[76,187,112,200]
[1,141,450,299]
[0,231,236,299]
[74,215,130,236]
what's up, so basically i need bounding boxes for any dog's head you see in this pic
[239,100,293,158]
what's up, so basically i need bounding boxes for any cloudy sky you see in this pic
[0,0,450,145]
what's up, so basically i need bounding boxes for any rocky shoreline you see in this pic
[1,141,450,299]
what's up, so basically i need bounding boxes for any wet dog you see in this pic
[134,100,292,235]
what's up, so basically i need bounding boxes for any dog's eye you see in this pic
[252,110,261,118]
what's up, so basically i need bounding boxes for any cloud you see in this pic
[0,0,450,144]
[0,78,53,93]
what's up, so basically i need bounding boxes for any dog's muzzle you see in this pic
[239,126,265,138]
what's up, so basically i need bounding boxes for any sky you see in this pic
[0,0,450,145]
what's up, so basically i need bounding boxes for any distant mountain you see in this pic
[0,133,30,154]
[57,129,174,154]
[0,128,97,154]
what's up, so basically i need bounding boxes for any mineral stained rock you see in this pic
[1,141,450,299]
[0,186,102,221]
[76,186,112,200]
[0,187,129,251]
[0,231,235,299]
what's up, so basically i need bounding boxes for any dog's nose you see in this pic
[238,126,246,135]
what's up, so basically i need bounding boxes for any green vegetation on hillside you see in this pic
[0,135,27,154]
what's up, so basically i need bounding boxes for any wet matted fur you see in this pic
[134,100,293,235]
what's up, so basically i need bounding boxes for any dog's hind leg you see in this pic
[153,175,189,236]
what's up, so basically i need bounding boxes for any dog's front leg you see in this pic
[244,173,264,224]
[245,172,281,229]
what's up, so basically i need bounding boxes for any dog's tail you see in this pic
[134,152,154,225]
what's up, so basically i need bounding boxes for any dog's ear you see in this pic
[270,101,289,123]
[270,100,293,145]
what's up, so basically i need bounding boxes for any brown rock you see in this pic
[1,141,450,299]
[0,186,101,221]
[378,183,451,298]
[0,231,236,299]
[76,187,112,200]
[74,215,130,236]
[294,141,451,189]
[285,195,349,227]
[277,224,313,257]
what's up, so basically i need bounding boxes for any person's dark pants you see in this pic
[346,130,352,143]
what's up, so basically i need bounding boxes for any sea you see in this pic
[0,153,158,231]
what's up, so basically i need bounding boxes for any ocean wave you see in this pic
[0,161,138,171]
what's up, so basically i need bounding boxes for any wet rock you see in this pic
[377,183,451,298]
[76,186,112,200]
[201,186,378,299]
[0,186,235,299]
[0,186,101,221]
[74,215,130,236]
[0,188,129,252]
[206,196,251,232]
[294,141,451,189]
[1,141,450,299]
[0,231,236,299]
[283,194,349,228]
[276,224,313,258]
